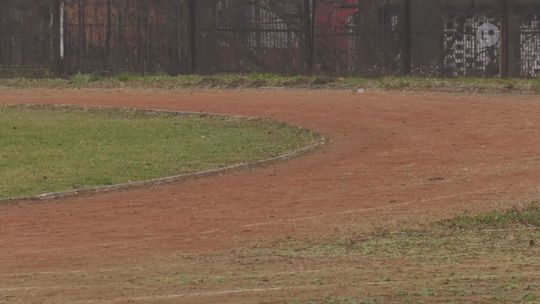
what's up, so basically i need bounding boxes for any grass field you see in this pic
[2,73,540,92]
[0,105,318,199]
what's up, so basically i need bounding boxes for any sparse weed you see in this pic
[439,203,540,229]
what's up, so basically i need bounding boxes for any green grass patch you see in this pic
[0,105,318,199]
[3,73,540,92]
[439,203,540,229]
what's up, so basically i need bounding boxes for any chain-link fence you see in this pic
[1,0,540,77]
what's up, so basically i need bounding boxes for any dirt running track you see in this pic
[1,89,540,303]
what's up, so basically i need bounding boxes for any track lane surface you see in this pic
[1,89,540,273]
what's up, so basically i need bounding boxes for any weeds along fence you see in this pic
[1,0,540,77]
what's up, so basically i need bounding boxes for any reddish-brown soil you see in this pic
[1,89,540,303]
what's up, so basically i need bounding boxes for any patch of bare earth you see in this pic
[0,89,539,303]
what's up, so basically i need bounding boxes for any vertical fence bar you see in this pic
[176,0,182,72]
[52,0,63,74]
[311,0,317,74]
[63,2,68,70]
[0,6,3,66]
[105,0,112,68]
[305,0,315,74]
[144,2,149,75]
[188,0,196,73]
[78,0,83,66]
[500,0,510,78]
[402,0,412,75]
[60,1,65,62]
[49,0,55,67]
[437,0,444,76]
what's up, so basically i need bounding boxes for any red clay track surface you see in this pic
[1,89,540,302]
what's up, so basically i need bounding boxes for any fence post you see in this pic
[500,0,510,78]
[176,0,182,73]
[51,0,64,75]
[402,0,412,75]
[188,0,197,73]
[105,0,112,69]
[305,0,315,74]
[78,0,82,64]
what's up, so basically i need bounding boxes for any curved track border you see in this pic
[0,104,326,204]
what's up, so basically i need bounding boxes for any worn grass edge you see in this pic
[0,104,326,205]
[3,73,540,94]
[250,201,540,261]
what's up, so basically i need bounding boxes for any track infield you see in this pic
[0,89,539,303]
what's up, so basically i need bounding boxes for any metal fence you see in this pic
[0,0,52,76]
[1,0,540,77]
[194,0,309,73]
[62,0,191,73]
